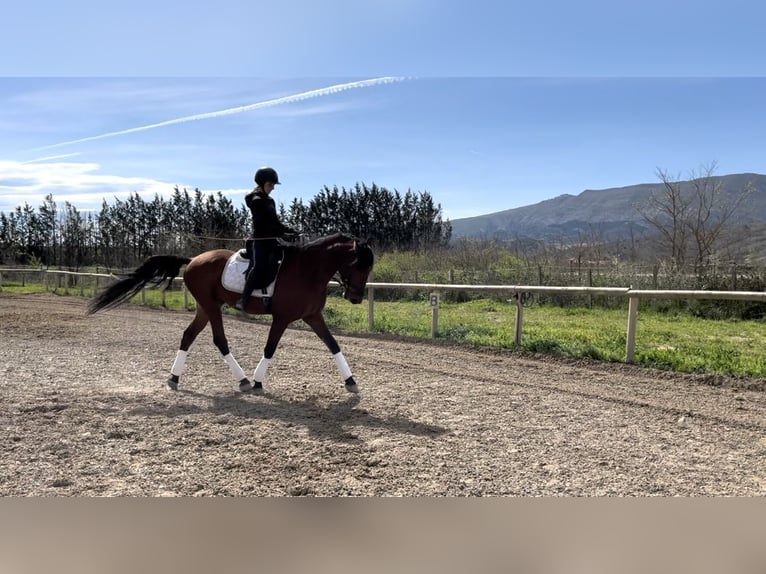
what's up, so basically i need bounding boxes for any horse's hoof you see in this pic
[167,375,179,391]
[238,379,253,392]
[251,381,264,395]
[344,377,359,394]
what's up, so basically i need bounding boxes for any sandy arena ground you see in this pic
[1,292,764,496]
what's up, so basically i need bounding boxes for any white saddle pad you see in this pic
[221,250,276,297]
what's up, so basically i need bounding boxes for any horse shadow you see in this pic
[118,387,449,444]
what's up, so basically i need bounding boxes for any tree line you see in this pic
[0,183,451,270]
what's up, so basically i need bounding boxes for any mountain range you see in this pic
[449,173,766,243]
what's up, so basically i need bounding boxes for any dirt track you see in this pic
[1,292,764,496]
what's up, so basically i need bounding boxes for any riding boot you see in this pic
[238,269,260,311]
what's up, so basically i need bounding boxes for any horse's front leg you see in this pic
[251,318,290,391]
[302,313,358,393]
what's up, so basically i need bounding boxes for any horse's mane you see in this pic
[289,232,373,270]
[302,232,357,249]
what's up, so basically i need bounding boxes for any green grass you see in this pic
[4,281,766,378]
[321,297,766,379]
[0,281,195,310]
[0,283,54,295]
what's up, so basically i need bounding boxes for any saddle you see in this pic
[221,242,283,297]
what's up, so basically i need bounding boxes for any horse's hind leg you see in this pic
[207,305,255,393]
[167,307,209,390]
[303,312,358,393]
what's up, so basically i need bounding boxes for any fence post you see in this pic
[514,292,524,346]
[0,271,3,292]
[141,287,146,305]
[626,294,639,363]
[367,286,374,331]
[430,292,440,338]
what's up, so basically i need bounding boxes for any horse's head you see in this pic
[336,237,374,304]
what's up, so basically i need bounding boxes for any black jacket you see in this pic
[244,188,296,239]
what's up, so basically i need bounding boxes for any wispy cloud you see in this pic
[21,152,81,164]
[26,77,407,153]
[0,159,196,211]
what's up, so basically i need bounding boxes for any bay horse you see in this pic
[87,233,374,394]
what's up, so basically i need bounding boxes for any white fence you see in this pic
[373,282,766,362]
[2,268,765,363]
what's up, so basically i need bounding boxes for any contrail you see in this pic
[21,152,81,163]
[27,77,407,153]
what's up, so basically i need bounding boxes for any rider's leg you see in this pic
[238,241,270,311]
[239,240,259,310]
[238,266,261,310]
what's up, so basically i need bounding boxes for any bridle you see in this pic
[333,240,370,299]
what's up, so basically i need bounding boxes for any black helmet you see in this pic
[254,166,280,186]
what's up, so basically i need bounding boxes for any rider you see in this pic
[238,166,299,311]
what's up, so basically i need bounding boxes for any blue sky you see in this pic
[2,0,765,221]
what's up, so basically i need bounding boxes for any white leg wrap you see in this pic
[223,353,247,381]
[333,352,353,380]
[253,357,272,383]
[170,350,188,377]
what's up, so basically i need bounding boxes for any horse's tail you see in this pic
[87,255,192,315]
